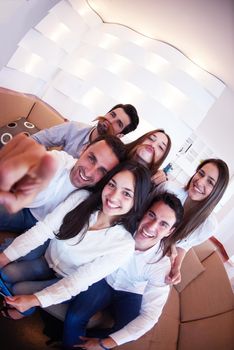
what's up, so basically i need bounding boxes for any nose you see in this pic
[109,189,120,202]
[84,165,97,181]
[147,220,158,234]
[197,176,207,186]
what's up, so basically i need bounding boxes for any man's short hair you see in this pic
[88,135,126,163]
[109,104,139,135]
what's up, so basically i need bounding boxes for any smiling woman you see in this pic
[0,161,151,320]
[156,158,230,285]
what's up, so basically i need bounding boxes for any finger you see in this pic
[0,191,19,213]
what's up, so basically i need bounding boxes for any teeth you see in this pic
[107,199,119,209]
[142,228,154,238]
[194,184,203,194]
[79,170,89,181]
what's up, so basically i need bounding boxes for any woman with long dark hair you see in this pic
[0,161,151,319]
[160,158,230,284]
[126,129,171,185]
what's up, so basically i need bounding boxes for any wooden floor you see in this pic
[0,305,50,349]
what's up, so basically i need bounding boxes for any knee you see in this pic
[1,264,19,283]
[65,307,89,329]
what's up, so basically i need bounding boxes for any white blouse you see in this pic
[4,190,135,307]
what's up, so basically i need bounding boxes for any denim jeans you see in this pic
[63,279,142,348]
[1,255,59,315]
[0,205,37,234]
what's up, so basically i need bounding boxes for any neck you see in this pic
[90,127,99,142]
[90,210,113,230]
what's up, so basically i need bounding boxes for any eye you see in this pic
[88,155,95,164]
[147,211,154,218]
[160,222,168,228]
[159,145,164,152]
[118,120,123,129]
[108,181,115,188]
[99,168,107,177]
[207,179,215,187]
[123,191,132,198]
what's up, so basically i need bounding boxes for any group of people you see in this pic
[0,103,230,350]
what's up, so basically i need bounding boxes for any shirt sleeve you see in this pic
[109,259,171,345]
[31,122,74,149]
[35,233,135,308]
[4,190,89,261]
[176,214,218,251]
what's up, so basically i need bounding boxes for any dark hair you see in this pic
[86,134,126,163]
[56,160,151,241]
[144,192,184,258]
[178,158,229,241]
[125,129,171,173]
[109,104,139,135]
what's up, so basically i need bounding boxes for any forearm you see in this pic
[173,247,186,270]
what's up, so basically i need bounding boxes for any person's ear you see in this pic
[117,133,124,138]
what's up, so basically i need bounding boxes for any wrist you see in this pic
[99,337,117,349]
[99,338,110,350]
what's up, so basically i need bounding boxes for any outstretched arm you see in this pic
[0,133,58,213]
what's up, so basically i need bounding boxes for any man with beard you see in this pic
[32,104,139,158]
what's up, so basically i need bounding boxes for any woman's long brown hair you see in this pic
[173,158,229,243]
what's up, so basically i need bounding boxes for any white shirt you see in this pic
[106,242,171,345]
[156,182,217,251]
[27,150,77,221]
[4,190,135,308]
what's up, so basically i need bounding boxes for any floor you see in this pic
[0,306,51,349]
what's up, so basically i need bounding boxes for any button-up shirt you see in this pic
[106,242,171,345]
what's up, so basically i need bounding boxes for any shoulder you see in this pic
[49,150,76,167]
[69,121,92,129]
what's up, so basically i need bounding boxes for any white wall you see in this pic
[197,87,234,174]
[0,0,60,70]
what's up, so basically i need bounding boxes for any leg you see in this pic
[0,206,37,234]
[88,290,142,338]
[63,279,112,349]
[1,257,58,318]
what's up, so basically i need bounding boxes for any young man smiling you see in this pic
[32,104,139,158]
[62,192,184,350]
[0,134,126,234]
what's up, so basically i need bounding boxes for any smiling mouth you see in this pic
[106,199,120,209]
[78,169,91,182]
[192,183,204,194]
[140,227,155,238]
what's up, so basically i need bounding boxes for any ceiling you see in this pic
[88,0,234,92]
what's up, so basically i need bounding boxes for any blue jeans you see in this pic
[0,205,37,234]
[63,279,142,348]
[1,255,59,315]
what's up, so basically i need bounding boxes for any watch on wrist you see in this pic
[98,338,110,350]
